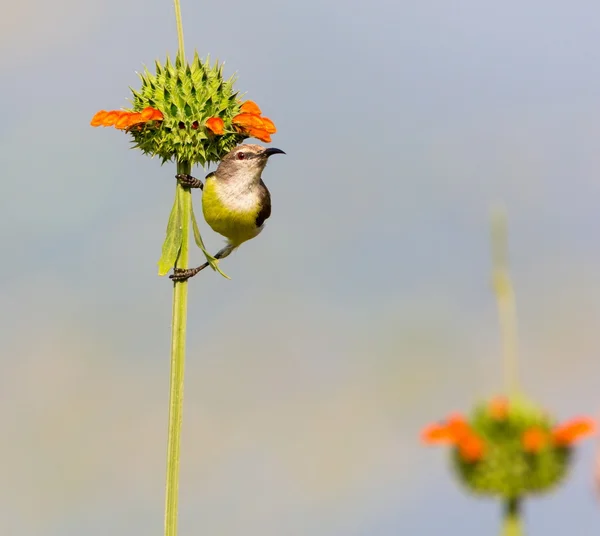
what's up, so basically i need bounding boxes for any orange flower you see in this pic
[205,117,225,135]
[421,413,484,462]
[457,433,486,463]
[489,396,509,421]
[90,107,163,129]
[240,100,262,115]
[552,417,596,446]
[522,427,547,453]
[232,101,277,143]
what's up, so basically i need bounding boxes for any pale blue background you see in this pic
[1,1,600,534]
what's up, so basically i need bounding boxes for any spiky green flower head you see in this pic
[130,53,247,165]
[91,52,278,167]
[452,395,574,499]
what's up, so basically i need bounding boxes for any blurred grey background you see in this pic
[1,0,600,534]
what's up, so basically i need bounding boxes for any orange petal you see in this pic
[261,117,277,134]
[522,427,547,453]
[137,106,163,122]
[458,433,485,462]
[232,112,265,129]
[125,111,163,131]
[240,100,262,115]
[102,110,128,127]
[552,417,596,446]
[149,108,164,121]
[115,112,136,130]
[90,110,109,127]
[131,116,153,130]
[205,117,225,135]
[139,107,155,121]
[246,127,271,143]
[489,396,509,421]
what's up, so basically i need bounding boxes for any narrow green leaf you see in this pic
[190,203,230,279]
[158,192,184,276]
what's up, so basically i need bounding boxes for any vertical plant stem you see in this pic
[173,0,186,60]
[502,497,524,536]
[490,206,520,396]
[165,160,191,536]
[165,4,188,536]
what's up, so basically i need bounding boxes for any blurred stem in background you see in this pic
[165,3,188,536]
[491,207,520,396]
[491,207,524,535]
[502,498,523,536]
[596,430,600,501]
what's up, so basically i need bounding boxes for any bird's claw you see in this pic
[175,174,203,189]
[169,265,206,282]
[170,268,194,282]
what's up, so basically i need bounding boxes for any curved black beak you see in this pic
[263,147,286,157]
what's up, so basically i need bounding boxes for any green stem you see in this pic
[502,497,524,536]
[490,206,520,396]
[173,0,185,61]
[165,4,188,536]
[164,160,191,536]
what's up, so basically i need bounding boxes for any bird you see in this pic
[170,143,286,282]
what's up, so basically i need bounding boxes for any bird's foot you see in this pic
[175,174,203,190]
[169,263,209,282]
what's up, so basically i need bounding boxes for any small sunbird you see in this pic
[170,144,286,282]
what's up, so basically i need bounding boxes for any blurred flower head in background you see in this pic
[422,395,596,499]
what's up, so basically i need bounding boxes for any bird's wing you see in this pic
[255,180,271,228]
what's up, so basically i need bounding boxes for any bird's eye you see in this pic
[236,152,246,160]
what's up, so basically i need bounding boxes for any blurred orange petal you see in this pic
[489,396,509,421]
[90,110,109,127]
[552,417,596,446]
[240,100,262,115]
[446,413,471,440]
[261,117,277,134]
[522,427,547,453]
[205,117,225,135]
[421,423,455,444]
[458,434,485,462]
[421,413,471,446]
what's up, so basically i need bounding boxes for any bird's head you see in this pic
[216,144,285,182]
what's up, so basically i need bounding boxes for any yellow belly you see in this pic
[201,177,262,247]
